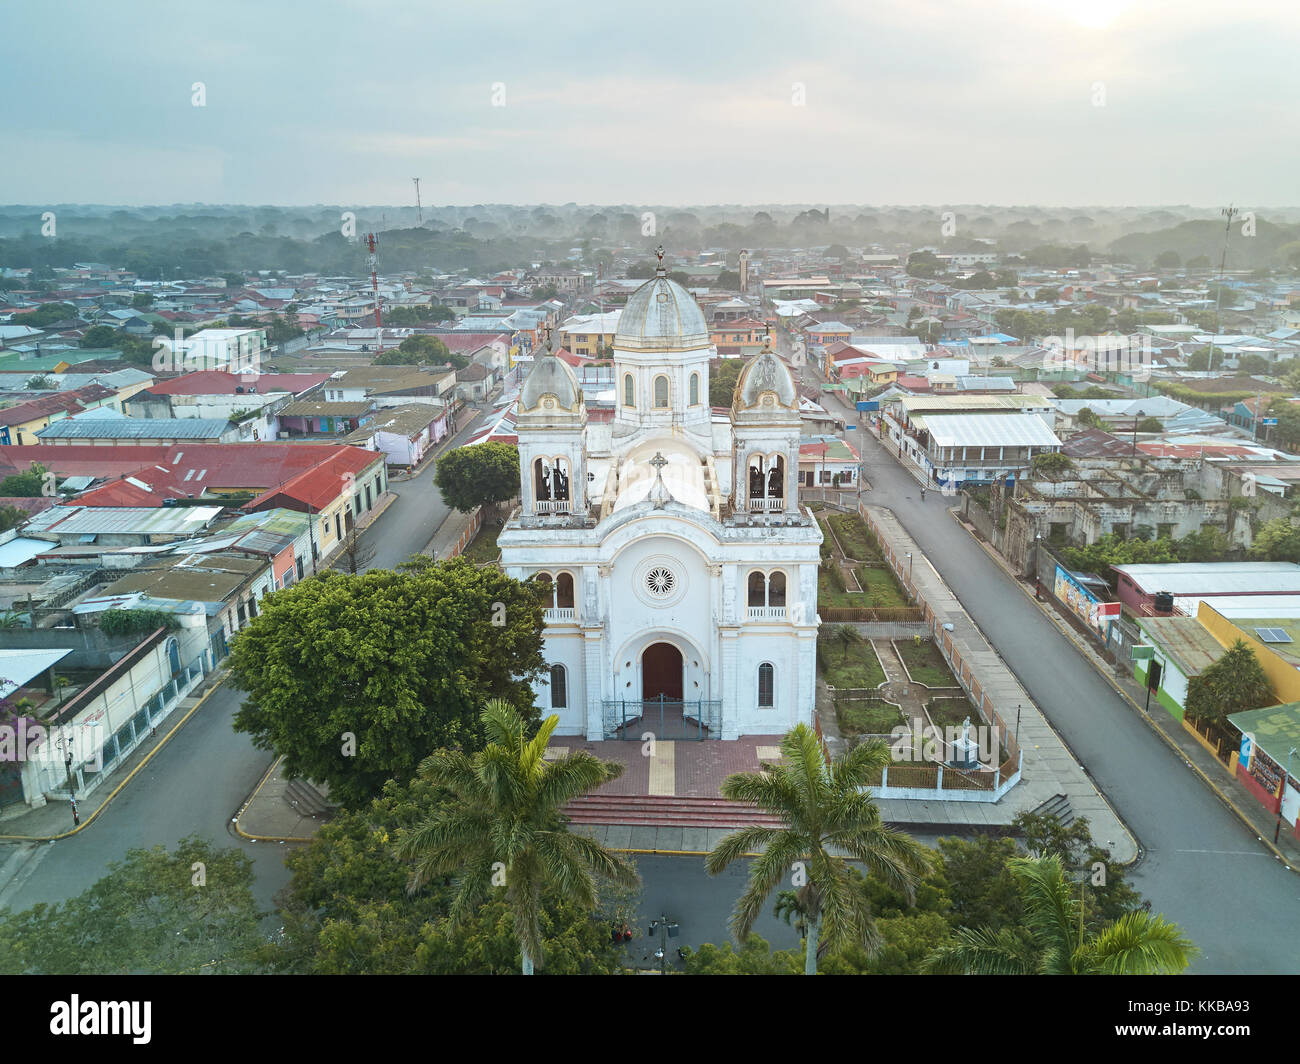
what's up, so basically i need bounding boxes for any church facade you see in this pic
[497,265,821,741]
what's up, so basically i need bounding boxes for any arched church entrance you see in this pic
[642,642,683,700]
[607,640,718,741]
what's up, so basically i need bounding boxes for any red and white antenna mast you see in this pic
[365,232,382,351]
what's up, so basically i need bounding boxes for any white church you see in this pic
[497,261,822,741]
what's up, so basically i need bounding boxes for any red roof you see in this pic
[0,384,117,427]
[246,447,384,512]
[896,375,931,391]
[0,443,377,496]
[143,371,330,396]
[438,332,510,354]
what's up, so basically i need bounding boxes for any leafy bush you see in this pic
[99,608,177,636]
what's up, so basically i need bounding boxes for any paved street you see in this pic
[0,683,292,917]
[353,405,489,573]
[0,406,494,920]
[820,383,1300,974]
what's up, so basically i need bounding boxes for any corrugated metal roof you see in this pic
[24,505,223,536]
[920,413,1062,449]
[37,417,231,439]
[1115,562,1300,596]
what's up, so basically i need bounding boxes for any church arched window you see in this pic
[555,572,575,609]
[758,663,775,708]
[533,458,553,500]
[747,571,766,607]
[767,454,784,499]
[768,571,786,607]
[624,373,635,407]
[654,375,669,408]
[550,664,567,708]
[551,457,570,501]
[689,372,700,406]
[533,572,554,606]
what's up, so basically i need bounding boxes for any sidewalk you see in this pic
[859,506,1139,860]
[952,510,1300,872]
[0,670,229,842]
[232,756,333,843]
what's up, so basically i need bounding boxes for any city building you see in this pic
[497,265,821,741]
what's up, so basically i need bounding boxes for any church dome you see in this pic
[732,341,798,413]
[614,267,709,352]
[519,351,583,413]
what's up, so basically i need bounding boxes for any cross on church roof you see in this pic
[648,450,669,473]
[542,323,553,350]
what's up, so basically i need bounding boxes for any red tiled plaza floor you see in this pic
[547,735,788,798]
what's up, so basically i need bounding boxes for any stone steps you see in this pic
[564,793,784,829]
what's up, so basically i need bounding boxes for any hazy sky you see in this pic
[6,0,1297,207]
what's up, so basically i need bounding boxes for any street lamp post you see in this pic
[647,914,679,974]
[1131,409,1145,456]
[1274,746,1298,845]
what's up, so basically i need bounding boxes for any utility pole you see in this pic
[1212,205,1238,364]
[366,232,382,352]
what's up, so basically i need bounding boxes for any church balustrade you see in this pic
[746,605,787,621]
[543,607,578,623]
[747,497,784,511]
[533,499,572,514]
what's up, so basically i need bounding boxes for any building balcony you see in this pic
[747,496,785,511]
[746,606,787,621]
[533,499,572,514]
[543,607,577,623]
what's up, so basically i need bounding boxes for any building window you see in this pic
[747,571,766,607]
[624,374,635,407]
[758,663,775,707]
[769,571,786,607]
[556,572,575,609]
[689,372,700,405]
[654,375,669,408]
[550,664,567,708]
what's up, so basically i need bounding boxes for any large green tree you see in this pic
[0,836,264,974]
[709,357,745,406]
[705,727,933,974]
[1184,639,1272,727]
[0,463,49,498]
[922,853,1196,974]
[1250,517,1300,563]
[396,701,638,974]
[375,333,462,368]
[24,302,77,327]
[434,441,519,513]
[80,324,119,348]
[272,774,634,974]
[229,560,547,808]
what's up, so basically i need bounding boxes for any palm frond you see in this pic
[1083,911,1199,975]
[704,825,781,875]
[729,832,805,941]
[921,926,1038,975]
[1008,854,1079,963]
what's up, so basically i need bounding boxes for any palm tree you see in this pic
[706,726,933,974]
[396,699,639,974]
[773,889,810,940]
[922,853,1197,974]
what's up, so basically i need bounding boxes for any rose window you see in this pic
[645,567,676,597]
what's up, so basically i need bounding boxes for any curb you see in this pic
[230,754,317,844]
[0,674,228,843]
[950,511,1298,873]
